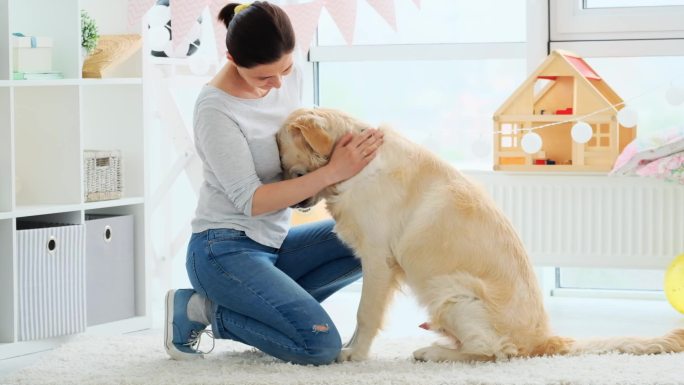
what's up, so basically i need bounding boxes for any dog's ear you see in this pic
[288,114,334,156]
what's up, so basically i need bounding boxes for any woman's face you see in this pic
[235,53,294,93]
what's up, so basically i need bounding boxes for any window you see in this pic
[312,0,527,170]
[550,0,684,296]
[550,0,684,41]
[317,0,526,45]
[317,59,526,169]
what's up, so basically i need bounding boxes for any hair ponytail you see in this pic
[217,3,239,29]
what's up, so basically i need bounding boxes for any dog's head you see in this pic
[277,107,368,208]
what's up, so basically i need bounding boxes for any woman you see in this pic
[164,1,383,365]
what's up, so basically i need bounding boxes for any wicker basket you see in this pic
[84,150,122,202]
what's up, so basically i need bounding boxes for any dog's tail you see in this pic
[535,329,684,356]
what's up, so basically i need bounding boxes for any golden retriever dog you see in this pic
[276,107,684,363]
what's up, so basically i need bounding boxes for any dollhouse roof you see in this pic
[494,49,623,116]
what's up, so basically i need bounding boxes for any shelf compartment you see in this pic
[14,85,81,206]
[0,87,12,212]
[9,0,80,79]
[0,218,14,342]
[0,0,9,80]
[81,84,144,199]
[80,0,143,79]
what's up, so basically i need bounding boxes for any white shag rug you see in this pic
[3,333,684,385]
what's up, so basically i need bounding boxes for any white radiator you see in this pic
[465,171,684,269]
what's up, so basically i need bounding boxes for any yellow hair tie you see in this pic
[234,3,251,15]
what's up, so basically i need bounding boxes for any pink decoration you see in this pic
[171,0,209,51]
[366,0,397,30]
[209,0,228,58]
[128,0,156,28]
[282,1,324,53]
[323,0,357,45]
[412,0,421,8]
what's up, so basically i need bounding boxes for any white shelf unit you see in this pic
[0,0,149,359]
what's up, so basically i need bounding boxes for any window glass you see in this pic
[318,59,526,169]
[581,56,684,139]
[317,0,526,45]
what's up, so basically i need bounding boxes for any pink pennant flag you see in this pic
[282,0,324,53]
[323,0,357,45]
[366,0,397,30]
[412,0,421,9]
[171,0,209,51]
[128,0,156,28]
[209,0,228,58]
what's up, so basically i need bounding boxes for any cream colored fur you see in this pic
[276,107,684,363]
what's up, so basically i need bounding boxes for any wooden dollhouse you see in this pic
[493,49,636,171]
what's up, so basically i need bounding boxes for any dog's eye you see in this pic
[293,171,305,178]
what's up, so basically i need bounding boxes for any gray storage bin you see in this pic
[16,221,86,341]
[85,214,135,326]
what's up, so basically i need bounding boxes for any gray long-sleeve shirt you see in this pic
[191,66,302,248]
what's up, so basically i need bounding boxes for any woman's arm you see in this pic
[251,129,383,216]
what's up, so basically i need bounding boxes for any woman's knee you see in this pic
[293,337,342,365]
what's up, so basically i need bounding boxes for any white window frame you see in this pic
[550,0,684,42]
[549,0,683,299]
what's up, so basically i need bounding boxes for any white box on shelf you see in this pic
[11,35,54,73]
[16,220,86,341]
[85,214,135,326]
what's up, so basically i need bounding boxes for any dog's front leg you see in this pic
[338,255,397,362]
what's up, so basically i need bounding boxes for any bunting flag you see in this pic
[208,0,228,58]
[132,0,416,58]
[128,0,156,28]
[366,0,397,30]
[171,0,209,51]
[323,0,357,45]
[282,0,325,53]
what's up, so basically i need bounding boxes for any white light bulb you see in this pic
[148,26,171,52]
[666,86,684,106]
[521,132,542,154]
[617,107,638,128]
[147,5,171,28]
[571,122,593,144]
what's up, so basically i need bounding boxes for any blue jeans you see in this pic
[186,219,361,365]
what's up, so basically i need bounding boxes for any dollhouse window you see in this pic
[587,123,610,148]
[500,123,521,148]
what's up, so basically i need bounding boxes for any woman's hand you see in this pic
[324,128,384,184]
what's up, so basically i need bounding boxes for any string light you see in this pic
[521,132,542,154]
[571,121,593,144]
[617,106,638,128]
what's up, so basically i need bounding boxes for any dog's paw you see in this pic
[336,348,367,362]
[413,346,447,362]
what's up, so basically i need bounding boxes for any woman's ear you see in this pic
[288,114,333,157]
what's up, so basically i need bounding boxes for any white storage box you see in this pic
[85,214,135,326]
[16,220,86,341]
[11,35,53,73]
[84,150,123,202]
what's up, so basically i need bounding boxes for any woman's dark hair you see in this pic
[218,2,295,68]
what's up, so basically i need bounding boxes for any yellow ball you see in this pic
[664,253,684,314]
